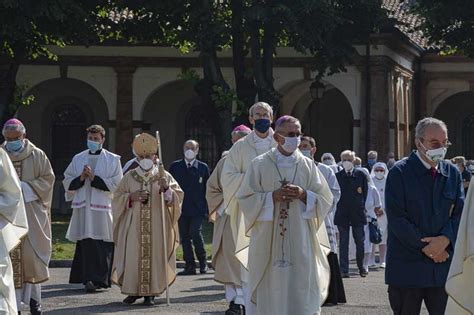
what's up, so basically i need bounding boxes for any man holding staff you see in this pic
[111,133,183,306]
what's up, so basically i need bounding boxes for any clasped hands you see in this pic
[421,235,450,263]
[272,184,306,204]
[80,165,95,181]
[129,177,170,204]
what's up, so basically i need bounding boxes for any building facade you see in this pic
[9,33,474,213]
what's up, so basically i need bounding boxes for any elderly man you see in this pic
[2,119,55,315]
[236,115,333,315]
[64,124,123,293]
[335,150,369,278]
[169,140,210,275]
[221,101,277,314]
[299,136,346,305]
[112,133,184,306]
[385,117,464,315]
[0,147,28,314]
[207,124,251,315]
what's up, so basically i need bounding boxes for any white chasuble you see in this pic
[2,140,55,289]
[236,149,333,315]
[221,130,277,269]
[0,148,28,314]
[446,180,474,315]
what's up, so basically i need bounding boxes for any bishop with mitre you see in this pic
[111,133,183,306]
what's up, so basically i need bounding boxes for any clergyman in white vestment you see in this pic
[236,116,333,315]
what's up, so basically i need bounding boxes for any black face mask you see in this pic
[254,119,271,133]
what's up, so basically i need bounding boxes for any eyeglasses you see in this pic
[279,132,303,137]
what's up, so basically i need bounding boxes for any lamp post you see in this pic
[310,80,325,101]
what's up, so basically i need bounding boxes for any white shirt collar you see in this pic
[275,148,297,167]
[415,150,437,170]
[252,129,274,144]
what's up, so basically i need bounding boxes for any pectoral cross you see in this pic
[279,178,290,210]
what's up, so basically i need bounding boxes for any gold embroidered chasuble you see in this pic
[111,168,183,296]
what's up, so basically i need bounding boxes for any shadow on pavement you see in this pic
[170,293,225,304]
[45,301,226,314]
[181,285,223,293]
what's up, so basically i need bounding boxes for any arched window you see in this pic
[185,105,219,168]
[52,104,88,177]
[462,114,474,159]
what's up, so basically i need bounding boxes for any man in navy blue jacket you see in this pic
[385,117,464,315]
[335,150,369,278]
[169,140,210,275]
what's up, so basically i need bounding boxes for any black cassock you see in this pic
[69,238,114,288]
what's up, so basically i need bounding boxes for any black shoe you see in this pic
[360,270,368,277]
[341,272,350,278]
[30,298,42,315]
[85,281,97,293]
[123,296,142,304]
[199,260,209,274]
[178,266,196,276]
[225,301,245,315]
[143,296,155,306]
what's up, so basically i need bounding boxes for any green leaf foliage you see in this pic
[407,0,474,57]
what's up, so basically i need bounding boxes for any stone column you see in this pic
[114,66,136,162]
[392,71,401,159]
[367,57,392,159]
[403,78,411,156]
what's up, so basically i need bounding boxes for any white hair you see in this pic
[415,117,447,140]
[248,102,273,117]
[340,150,356,160]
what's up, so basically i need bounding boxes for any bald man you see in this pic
[169,140,210,275]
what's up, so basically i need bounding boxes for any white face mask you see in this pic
[280,136,300,154]
[342,161,353,172]
[374,171,385,180]
[469,165,474,171]
[184,149,196,160]
[420,142,447,163]
[139,158,154,171]
[300,149,313,159]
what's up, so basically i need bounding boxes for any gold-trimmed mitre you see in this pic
[132,133,158,156]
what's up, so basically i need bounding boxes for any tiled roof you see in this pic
[382,0,429,49]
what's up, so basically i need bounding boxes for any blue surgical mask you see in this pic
[87,140,102,153]
[368,158,376,166]
[300,149,313,159]
[5,139,24,152]
[254,119,271,134]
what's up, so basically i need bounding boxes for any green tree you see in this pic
[406,0,474,56]
[106,0,388,151]
[0,0,102,125]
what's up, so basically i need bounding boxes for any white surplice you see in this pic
[63,149,123,242]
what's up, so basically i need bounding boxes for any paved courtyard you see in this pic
[27,264,428,314]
